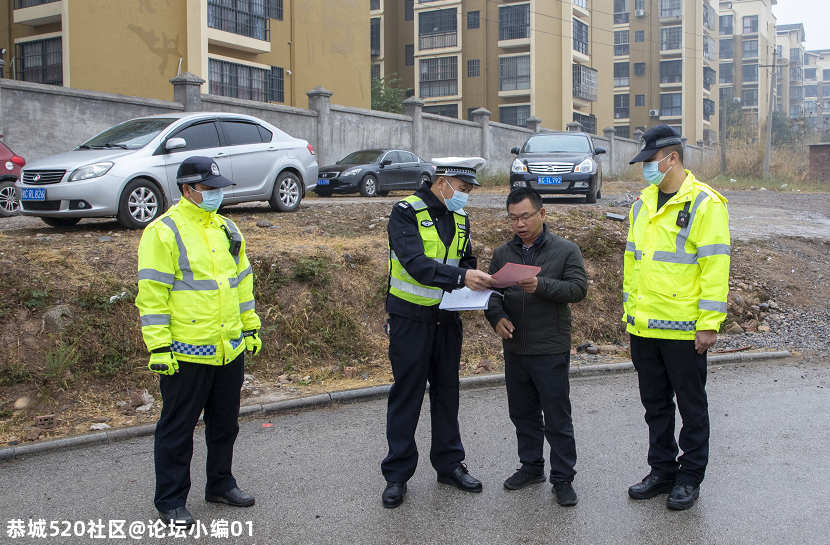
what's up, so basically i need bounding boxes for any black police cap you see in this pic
[176,156,235,188]
[629,125,682,164]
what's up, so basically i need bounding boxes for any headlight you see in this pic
[511,158,527,173]
[69,162,114,182]
[340,168,361,177]
[575,158,594,173]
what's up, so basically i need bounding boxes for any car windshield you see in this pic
[339,150,382,165]
[80,118,177,150]
[522,135,592,154]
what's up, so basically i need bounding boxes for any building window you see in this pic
[15,37,62,86]
[614,94,630,119]
[720,39,733,59]
[635,30,644,43]
[703,4,716,31]
[207,0,269,41]
[703,36,716,61]
[742,88,759,107]
[790,104,803,117]
[742,64,758,83]
[790,86,804,100]
[634,62,646,76]
[500,55,530,91]
[423,104,458,118]
[790,49,803,65]
[270,66,284,103]
[804,101,818,114]
[467,59,480,78]
[614,30,629,56]
[615,126,630,139]
[573,63,598,102]
[573,112,597,134]
[268,0,283,20]
[719,14,732,35]
[467,107,480,120]
[467,10,479,30]
[660,26,682,51]
[719,63,733,84]
[703,66,716,90]
[208,58,268,102]
[405,44,414,66]
[824,69,830,81]
[499,4,530,40]
[720,87,734,101]
[370,0,380,10]
[635,94,645,107]
[614,62,630,87]
[500,105,531,127]
[405,0,413,21]
[573,0,587,8]
[823,84,830,96]
[660,92,682,116]
[371,18,381,57]
[790,66,803,81]
[573,19,589,55]
[804,68,817,81]
[703,98,716,121]
[660,60,682,83]
[635,0,644,10]
[419,56,458,97]
[743,39,758,58]
[777,83,782,96]
[419,9,458,50]
[371,63,381,81]
[658,0,681,18]
[613,0,629,24]
[805,84,818,97]
[742,15,758,34]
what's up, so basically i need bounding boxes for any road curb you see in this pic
[0,350,792,462]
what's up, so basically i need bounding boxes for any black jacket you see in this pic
[386,184,477,324]
[485,223,588,355]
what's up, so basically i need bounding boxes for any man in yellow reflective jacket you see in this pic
[623,126,730,511]
[136,156,261,528]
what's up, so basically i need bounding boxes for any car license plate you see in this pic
[317,179,330,185]
[21,188,46,201]
[538,177,562,185]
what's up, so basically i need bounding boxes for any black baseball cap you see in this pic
[629,125,683,164]
[176,156,235,188]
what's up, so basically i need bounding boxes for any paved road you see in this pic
[1,357,828,544]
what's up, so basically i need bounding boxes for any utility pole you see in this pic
[763,50,777,178]
[720,87,726,176]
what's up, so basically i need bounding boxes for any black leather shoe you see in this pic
[205,487,255,507]
[553,481,578,506]
[158,507,194,529]
[666,482,700,510]
[437,464,483,493]
[628,474,676,500]
[382,482,407,509]
[504,469,546,491]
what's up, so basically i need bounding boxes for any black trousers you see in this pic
[630,335,709,486]
[381,313,465,483]
[154,353,244,512]
[505,351,577,483]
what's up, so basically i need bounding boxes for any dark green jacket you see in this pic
[485,223,588,356]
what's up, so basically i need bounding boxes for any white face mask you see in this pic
[439,181,469,211]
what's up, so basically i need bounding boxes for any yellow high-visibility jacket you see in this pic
[622,170,730,340]
[136,199,260,365]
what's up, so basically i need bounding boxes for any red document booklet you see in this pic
[491,263,542,288]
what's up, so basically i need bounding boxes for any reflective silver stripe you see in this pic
[409,198,427,210]
[445,258,460,266]
[240,300,256,313]
[229,265,253,288]
[161,216,220,292]
[634,250,642,261]
[626,314,635,326]
[390,250,459,267]
[623,292,629,302]
[697,244,731,257]
[631,199,644,224]
[138,268,174,286]
[140,314,171,327]
[625,241,636,253]
[389,277,443,300]
[648,319,697,331]
[699,299,727,313]
[675,192,709,254]
[652,251,698,264]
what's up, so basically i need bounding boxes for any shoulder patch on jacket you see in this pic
[397,201,410,209]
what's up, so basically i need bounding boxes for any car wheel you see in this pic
[269,171,302,212]
[586,181,598,204]
[596,176,602,199]
[360,174,378,198]
[116,178,164,229]
[0,180,19,217]
[41,217,81,228]
[314,189,333,197]
[419,174,431,187]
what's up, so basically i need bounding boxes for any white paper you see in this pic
[439,287,499,311]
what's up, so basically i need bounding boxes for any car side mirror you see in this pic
[511,147,520,155]
[594,147,606,155]
[381,159,392,166]
[165,138,186,151]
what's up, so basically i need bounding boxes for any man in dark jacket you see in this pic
[485,187,588,506]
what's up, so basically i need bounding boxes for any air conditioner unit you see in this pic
[649,109,660,116]
[635,9,645,16]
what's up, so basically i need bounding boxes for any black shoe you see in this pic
[158,506,194,529]
[628,474,676,500]
[666,482,700,510]
[205,487,255,507]
[504,469,546,491]
[437,464,483,493]
[382,482,407,509]
[553,481,578,506]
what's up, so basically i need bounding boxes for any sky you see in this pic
[772,0,830,51]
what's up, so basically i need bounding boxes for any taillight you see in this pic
[307,144,315,156]
[11,156,25,167]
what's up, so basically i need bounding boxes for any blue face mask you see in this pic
[642,154,673,186]
[192,187,224,212]
[440,181,468,211]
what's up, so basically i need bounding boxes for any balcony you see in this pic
[572,64,598,102]
[419,32,458,51]
[207,0,271,53]
[498,24,530,48]
[13,0,61,26]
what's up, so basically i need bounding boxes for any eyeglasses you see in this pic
[506,209,541,224]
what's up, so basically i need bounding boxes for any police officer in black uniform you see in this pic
[381,157,495,509]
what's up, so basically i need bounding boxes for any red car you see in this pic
[0,137,25,216]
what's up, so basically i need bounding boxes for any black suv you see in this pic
[509,132,606,203]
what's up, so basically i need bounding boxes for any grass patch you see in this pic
[0,362,36,386]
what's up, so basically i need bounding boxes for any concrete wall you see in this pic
[325,106,411,167]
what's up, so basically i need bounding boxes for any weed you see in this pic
[254,261,290,300]
[0,362,35,386]
[23,289,50,310]
[45,334,79,387]
[369,274,389,307]
[292,255,333,285]
[0,408,12,418]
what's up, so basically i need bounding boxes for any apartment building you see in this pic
[803,49,830,128]
[372,0,614,134]
[775,23,806,118]
[0,0,371,108]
